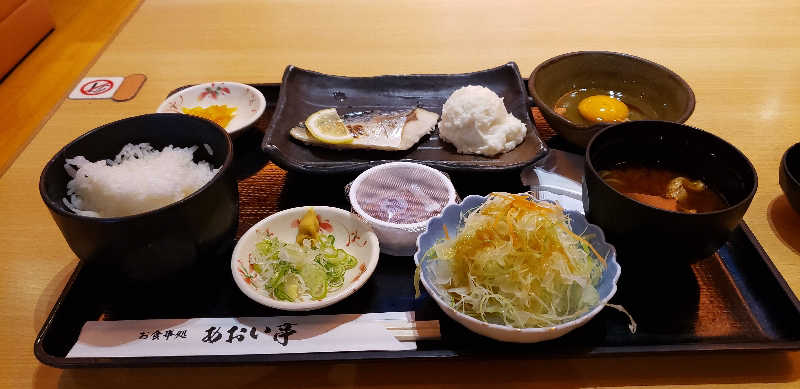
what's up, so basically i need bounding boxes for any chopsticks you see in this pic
[380,320,441,342]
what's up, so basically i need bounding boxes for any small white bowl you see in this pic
[157,81,267,137]
[231,206,380,311]
[415,194,621,343]
[348,162,457,256]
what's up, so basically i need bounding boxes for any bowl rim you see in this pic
[348,161,457,230]
[584,120,759,216]
[414,194,621,337]
[155,81,267,135]
[528,50,696,132]
[38,113,234,222]
[782,142,800,188]
[230,205,381,311]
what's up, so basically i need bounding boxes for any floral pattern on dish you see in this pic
[199,83,231,101]
[156,81,267,137]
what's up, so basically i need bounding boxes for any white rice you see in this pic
[63,143,219,218]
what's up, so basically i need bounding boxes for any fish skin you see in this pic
[290,108,439,151]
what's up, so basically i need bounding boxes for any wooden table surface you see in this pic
[2,0,799,387]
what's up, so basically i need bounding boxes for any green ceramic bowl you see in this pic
[528,51,695,148]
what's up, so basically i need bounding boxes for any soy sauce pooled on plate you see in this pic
[599,166,727,213]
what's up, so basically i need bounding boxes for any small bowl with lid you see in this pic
[348,162,457,256]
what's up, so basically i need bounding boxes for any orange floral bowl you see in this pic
[231,206,380,311]
[157,81,266,138]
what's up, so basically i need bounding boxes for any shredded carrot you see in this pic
[560,226,606,266]
[443,224,450,240]
[491,192,559,215]
[488,192,605,267]
[422,191,606,329]
[506,211,515,247]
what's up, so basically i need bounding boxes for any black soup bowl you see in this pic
[780,142,800,215]
[583,121,757,264]
[39,113,239,283]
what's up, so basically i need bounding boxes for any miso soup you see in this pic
[599,166,727,213]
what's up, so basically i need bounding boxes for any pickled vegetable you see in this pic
[249,233,358,302]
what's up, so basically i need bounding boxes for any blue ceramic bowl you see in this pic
[414,194,620,343]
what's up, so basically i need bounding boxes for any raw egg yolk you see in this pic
[577,95,629,123]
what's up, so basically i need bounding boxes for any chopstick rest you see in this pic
[113,73,147,101]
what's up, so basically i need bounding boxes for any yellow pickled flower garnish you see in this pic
[181,105,237,128]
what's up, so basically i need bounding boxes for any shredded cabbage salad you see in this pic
[419,192,606,328]
[248,234,358,301]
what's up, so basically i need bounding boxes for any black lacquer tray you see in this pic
[34,83,800,368]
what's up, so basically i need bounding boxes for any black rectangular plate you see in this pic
[261,62,548,174]
[34,84,800,368]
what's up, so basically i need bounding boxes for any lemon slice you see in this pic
[304,108,353,144]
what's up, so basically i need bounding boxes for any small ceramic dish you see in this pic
[231,206,380,311]
[529,51,695,148]
[414,194,620,343]
[157,81,267,137]
[780,142,800,214]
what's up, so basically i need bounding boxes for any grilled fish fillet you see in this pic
[289,108,439,151]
